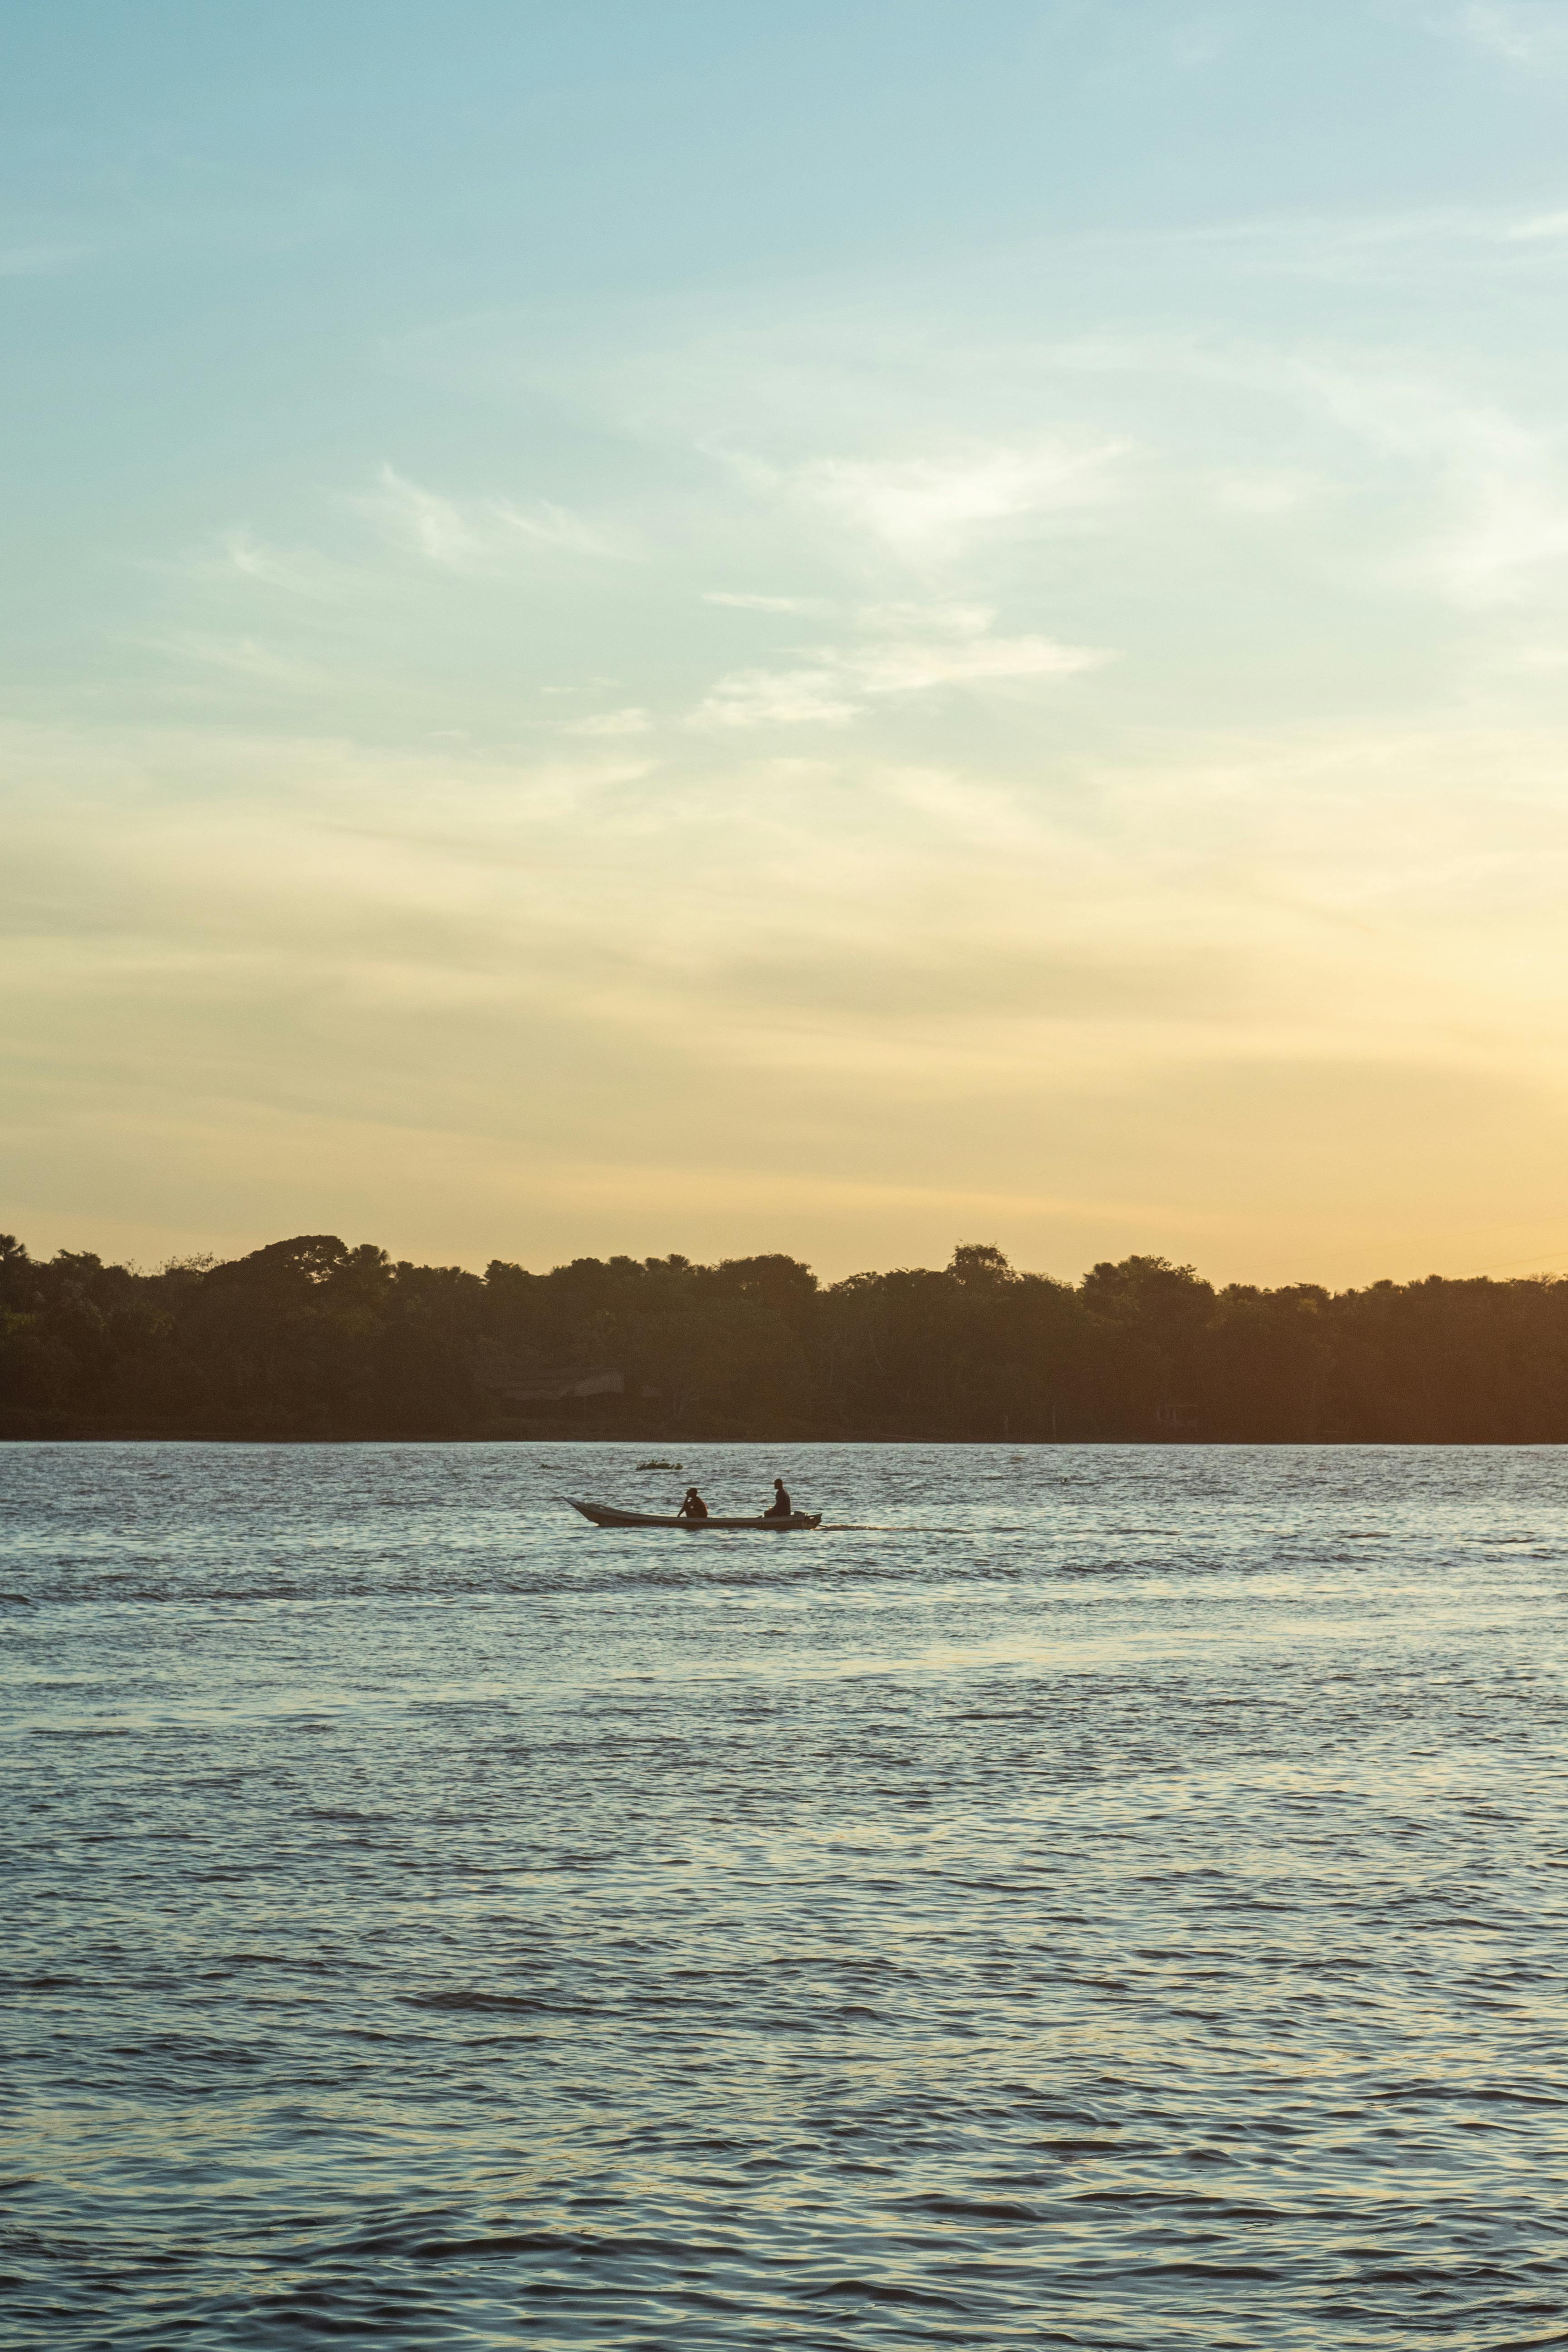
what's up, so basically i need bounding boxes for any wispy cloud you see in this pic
[220,531,341,596]
[562,707,653,737]
[358,465,631,568]
[692,616,1107,729]
[711,438,1124,568]
[1121,201,1568,285]
[703,590,835,614]
[0,241,91,277]
[1451,3,1568,65]
[693,670,862,728]
[856,600,997,637]
[137,632,325,686]
[156,530,358,601]
[760,439,1127,562]
[850,632,1105,695]
[1211,471,1316,516]
[1504,209,1568,239]
[1039,330,1568,608]
[1301,364,1568,605]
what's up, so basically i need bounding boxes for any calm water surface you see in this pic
[5,1441,1568,2348]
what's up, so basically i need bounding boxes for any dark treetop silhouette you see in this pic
[2,1231,1565,1444]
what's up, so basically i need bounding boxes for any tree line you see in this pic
[2,1230,1566,1444]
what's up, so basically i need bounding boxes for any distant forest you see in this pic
[5,1229,1568,1444]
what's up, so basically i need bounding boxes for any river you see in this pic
[4,1440,1566,2347]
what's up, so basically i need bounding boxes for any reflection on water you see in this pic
[5,1441,1568,2347]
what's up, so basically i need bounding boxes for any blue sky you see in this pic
[9,2,1568,1280]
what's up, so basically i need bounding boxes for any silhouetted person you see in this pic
[679,1486,709,1519]
[764,1478,793,1519]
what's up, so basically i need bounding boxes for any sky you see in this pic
[8,0,1568,1285]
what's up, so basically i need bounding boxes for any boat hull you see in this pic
[565,1499,821,1531]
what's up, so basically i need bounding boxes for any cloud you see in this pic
[359,465,629,568]
[1451,3,1568,64]
[1504,209,1568,240]
[855,601,995,637]
[137,632,324,686]
[12,708,1568,1292]
[703,590,835,614]
[221,531,332,594]
[1211,472,1315,516]
[360,466,480,565]
[736,438,1126,563]
[1300,365,1568,605]
[799,444,1121,555]
[148,530,366,605]
[692,669,862,728]
[691,621,1107,728]
[0,242,91,277]
[188,530,363,602]
[850,632,1105,696]
[562,707,653,736]
[720,940,1232,1024]
[488,496,630,559]
[1124,201,1568,287]
[1424,467,1568,605]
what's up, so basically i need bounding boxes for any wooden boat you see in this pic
[565,1498,821,1531]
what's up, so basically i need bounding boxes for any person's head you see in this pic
[774,1477,786,1490]
[685,1485,700,1498]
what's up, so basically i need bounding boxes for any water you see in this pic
[5,1441,1568,2349]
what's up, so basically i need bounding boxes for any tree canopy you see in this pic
[2,1233,1565,1442]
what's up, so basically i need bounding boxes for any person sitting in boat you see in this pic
[679,1486,709,1519]
[763,1478,793,1519]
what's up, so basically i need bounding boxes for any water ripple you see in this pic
[5,1441,1568,2345]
